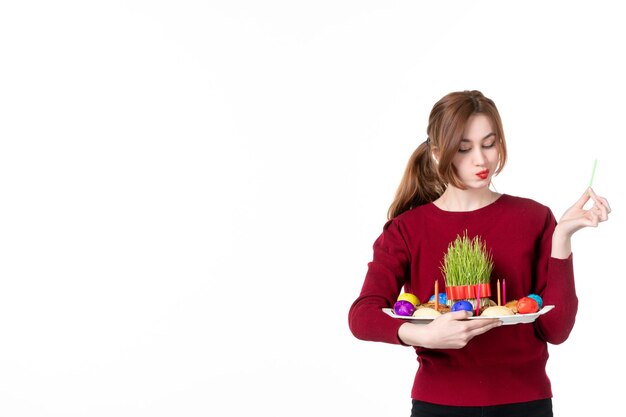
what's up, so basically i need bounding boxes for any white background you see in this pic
[0,1,623,416]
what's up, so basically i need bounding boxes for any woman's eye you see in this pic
[459,142,495,153]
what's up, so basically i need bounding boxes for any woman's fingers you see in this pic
[444,312,502,332]
[596,203,609,222]
[466,318,501,330]
[444,310,472,320]
[586,210,600,227]
[573,189,592,209]
[589,188,612,214]
[591,205,606,222]
[588,188,611,221]
[468,320,502,337]
[428,312,502,349]
[558,189,610,236]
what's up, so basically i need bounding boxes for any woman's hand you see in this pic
[558,188,611,234]
[398,311,501,349]
[552,188,611,258]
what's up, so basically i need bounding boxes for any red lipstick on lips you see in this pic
[476,169,489,180]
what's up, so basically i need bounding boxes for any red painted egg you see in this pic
[517,297,539,314]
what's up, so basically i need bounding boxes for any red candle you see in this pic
[502,279,506,305]
[434,280,439,311]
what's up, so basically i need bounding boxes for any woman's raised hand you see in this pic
[557,188,611,235]
[551,188,611,259]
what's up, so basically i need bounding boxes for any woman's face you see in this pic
[451,113,500,189]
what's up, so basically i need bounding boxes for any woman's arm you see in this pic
[534,188,610,344]
[398,311,501,349]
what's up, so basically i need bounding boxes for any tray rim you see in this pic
[382,305,555,325]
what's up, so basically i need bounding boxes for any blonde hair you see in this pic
[387,90,507,219]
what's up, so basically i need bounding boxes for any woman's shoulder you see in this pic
[501,194,553,218]
[378,204,433,237]
[392,202,434,223]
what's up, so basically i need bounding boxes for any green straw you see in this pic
[588,159,598,188]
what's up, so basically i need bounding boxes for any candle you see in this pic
[497,279,501,306]
[434,280,439,311]
[502,279,506,305]
[476,284,481,316]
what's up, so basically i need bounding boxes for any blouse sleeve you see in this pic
[348,219,411,345]
[533,208,578,344]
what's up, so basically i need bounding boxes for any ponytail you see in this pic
[387,140,446,219]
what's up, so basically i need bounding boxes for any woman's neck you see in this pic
[433,187,501,212]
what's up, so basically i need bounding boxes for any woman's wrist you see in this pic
[552,225,572,259]
[398,322,427,347]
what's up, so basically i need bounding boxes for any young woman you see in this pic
[348,90,611,417]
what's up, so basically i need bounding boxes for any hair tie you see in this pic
[425,137,431,145]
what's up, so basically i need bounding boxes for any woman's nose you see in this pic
[472,148,486,165]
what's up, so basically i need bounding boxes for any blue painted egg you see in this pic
[428,293,447,305]
[527,294,543,309]
[451,300,473,312]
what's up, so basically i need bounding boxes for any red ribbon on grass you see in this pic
[445,283,492,300]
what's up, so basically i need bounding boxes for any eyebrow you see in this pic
[461,133,496,142]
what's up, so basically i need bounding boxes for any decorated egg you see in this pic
[428,293,447,305]
[517,297,539,314]
[451,300,473,312]
[527,294,543,309]
[397,292,420,307]
[393,300,416,316]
